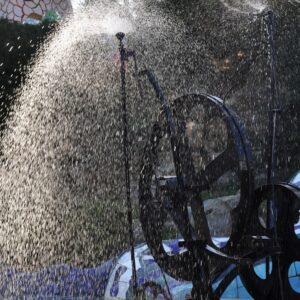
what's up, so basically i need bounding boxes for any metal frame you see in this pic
[115,10,300,297]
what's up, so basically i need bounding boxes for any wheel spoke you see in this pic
[196,147,237,189]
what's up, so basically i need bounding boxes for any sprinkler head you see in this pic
[257,9,274,18]
[116,32,125,42]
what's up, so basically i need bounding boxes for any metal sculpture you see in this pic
[116,10,300,300]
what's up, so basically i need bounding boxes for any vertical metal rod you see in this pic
[266,10,279,185]
[116,32,137,298]
[265,11,284,300]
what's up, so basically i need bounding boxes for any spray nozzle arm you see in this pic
[115,32,125,41]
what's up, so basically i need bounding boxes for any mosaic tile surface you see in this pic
[0,0,72,23]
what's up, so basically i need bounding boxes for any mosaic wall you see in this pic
[0,0,72,23]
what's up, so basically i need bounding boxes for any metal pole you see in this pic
[265,11,284,300]
[116,32,137,298]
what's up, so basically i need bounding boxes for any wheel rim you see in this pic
[139,94,254,282]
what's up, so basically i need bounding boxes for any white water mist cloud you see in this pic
[101,12,134,35]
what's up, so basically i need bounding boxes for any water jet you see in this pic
[0,1,299,299]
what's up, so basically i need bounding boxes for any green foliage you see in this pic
[43,10,61,23]
[0,19,56,131]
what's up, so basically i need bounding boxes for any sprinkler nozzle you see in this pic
[116,32,125,42]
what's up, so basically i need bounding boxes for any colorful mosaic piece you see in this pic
[0,0,72,23]
[0,229,299,298]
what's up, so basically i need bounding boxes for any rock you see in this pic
[204,194,240,237]
[133,193,240,242]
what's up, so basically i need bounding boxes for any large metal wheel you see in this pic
[240,184,300,299]
[139,94,254,282]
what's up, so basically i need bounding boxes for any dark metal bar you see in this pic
[139,69,212,299]
[265,11,284,300]
[138,69,176,136]
[116,32,137,298]
[138,70,190,232]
